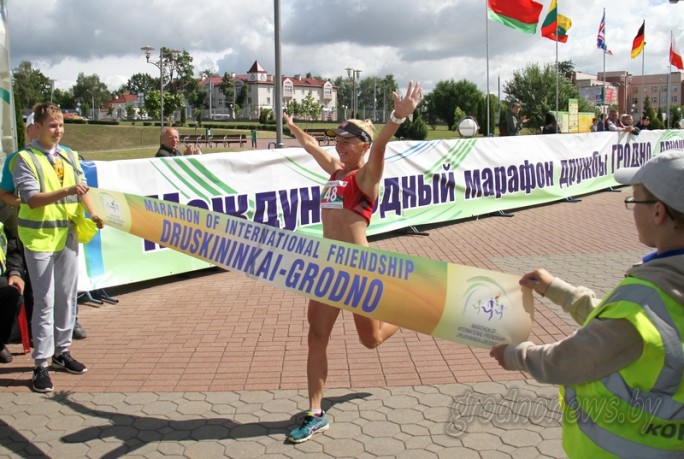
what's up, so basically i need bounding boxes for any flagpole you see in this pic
[601,8,606,115]
[554,3,559,115]
[667,31,672,129]
[639,50,645,117]
[485,2,490,137]
[640,22,645,117]
[602,44,606,114]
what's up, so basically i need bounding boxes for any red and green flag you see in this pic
[541,0,572,43]
[487,0,544,35]
[631,21,645,59]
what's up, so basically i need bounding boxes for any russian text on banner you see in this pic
[89,188,534,349]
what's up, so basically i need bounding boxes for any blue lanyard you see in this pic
[642,248,684,264]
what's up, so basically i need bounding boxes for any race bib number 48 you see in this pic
[320,180,347,209]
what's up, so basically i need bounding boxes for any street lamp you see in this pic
[345,67,361,118]
[208,77,213,120]
[141,45,180,132]
[230,72,237,119]
[49,79,55,104]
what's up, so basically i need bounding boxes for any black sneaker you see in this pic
[72,320,87,340]
[0,345,12,363]
[32,367,54,393]
[52,351,87,374]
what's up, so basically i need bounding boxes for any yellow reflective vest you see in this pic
[0,221,6,273]
[561,277,684,458]
[16,147,81,252]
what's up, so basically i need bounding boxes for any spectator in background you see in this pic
[155,127,201,157]
[0,206,26,364]
[596,113,606,132]
[621,114,640,136]
[541,112,560,134]
[635,115,650,131]
[590,117,599,132]
[250,129,257,149]
[605,109,622,131]
[501,101,527,136]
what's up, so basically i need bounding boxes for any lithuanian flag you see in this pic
[541,0,572,43]
[487,0,544,35]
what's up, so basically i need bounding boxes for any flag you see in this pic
[671,35,684,71]
[631,21,645,59]
[487,0,544,35]
[541,0,572,43]
[596,10,613,55]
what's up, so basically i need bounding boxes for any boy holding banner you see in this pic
[282,81,423,443]
[491,151,684,458]
[13,103,103,393]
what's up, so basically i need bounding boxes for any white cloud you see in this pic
[6,0,683,94]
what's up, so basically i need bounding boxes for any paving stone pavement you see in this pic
[0,188,645,458]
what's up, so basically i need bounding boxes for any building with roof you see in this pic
[577,70,683,119]
[200,60,337,121]
[100,93,143,120]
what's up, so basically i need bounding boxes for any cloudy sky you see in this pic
[5,0,683,96]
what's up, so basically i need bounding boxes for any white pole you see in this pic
[485,1,490,136]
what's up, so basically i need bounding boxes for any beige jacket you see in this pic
[503,254,684,385]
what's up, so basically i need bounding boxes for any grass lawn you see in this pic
[58,121,464,162]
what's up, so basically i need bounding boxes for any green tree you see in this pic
[504,62,592,131]
[642,96,658,128]
[184,78,207,120]
[669,105,682,129]
[52,88,76,110]
[125,105,136,120]
[653,106,665,129]
[72,72,111,120]
[395,110,428,140]
[476,94,499,136]
[300,92,322,121]
[124,73,158,96]
[221,72,237,113]
[425,79,483,130]
[12,61,50,110]
[259,108,274,124]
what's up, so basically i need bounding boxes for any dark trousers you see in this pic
[0,279,24,346]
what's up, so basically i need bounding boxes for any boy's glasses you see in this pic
[624,196,657,210]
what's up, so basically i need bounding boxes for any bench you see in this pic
[305,129,335,146]
[181,134,206,146]
[211,134,246,148]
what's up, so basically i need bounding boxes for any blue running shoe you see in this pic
[287,411,329,443]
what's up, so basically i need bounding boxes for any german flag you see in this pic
[631,21,645,59]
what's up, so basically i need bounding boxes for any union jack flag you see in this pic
[596,10,613,55]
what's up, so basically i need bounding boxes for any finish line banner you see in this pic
[89,188,534,349]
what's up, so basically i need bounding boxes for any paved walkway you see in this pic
[0,188,643,458]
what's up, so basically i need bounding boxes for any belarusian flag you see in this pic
[487,0,544,35]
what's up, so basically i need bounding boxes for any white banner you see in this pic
[78,129,684,290]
